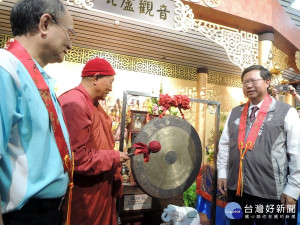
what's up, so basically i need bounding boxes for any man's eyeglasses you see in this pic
[242,79,264,86]
[52,18,77,44]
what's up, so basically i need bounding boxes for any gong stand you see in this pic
[119,90,220,225]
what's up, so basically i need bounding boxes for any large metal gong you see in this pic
[130,115,202,199]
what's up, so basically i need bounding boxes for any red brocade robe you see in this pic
[59,84,122,225]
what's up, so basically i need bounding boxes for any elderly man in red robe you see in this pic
[59,57,129,225]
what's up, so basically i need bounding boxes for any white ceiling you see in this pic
[279,0,300,28]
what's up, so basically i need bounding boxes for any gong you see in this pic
[130,115,202,199]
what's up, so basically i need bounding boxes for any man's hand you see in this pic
[281,193,297,210]
[289,85,297,96]
[217,178,227,195]
[119,152,129,164]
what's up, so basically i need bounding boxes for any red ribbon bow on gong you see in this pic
[130,141,161,163]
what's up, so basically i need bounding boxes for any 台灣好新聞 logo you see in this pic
[225,202,243,219]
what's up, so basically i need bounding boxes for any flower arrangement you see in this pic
[146,81,190,118]
[205,144,214,165]
[158,94,191,119]
[147,96,179,117]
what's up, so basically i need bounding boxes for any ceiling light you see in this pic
[291,0,300,10]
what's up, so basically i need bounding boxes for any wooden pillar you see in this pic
[196,67,208,148]
[258,32,274,67]
[286,93,294,106]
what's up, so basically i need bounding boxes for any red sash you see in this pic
[236,94,272,196]
[5,39,74,224]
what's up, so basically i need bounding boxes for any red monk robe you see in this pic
[59,84,122,225]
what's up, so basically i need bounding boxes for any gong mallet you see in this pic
[127,141,161,163]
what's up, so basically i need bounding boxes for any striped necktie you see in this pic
[250,106,259,122]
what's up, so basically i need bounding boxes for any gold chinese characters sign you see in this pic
[67,0,175,28]
[67,0,258,71]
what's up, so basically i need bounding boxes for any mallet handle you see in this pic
[127,152,135,157]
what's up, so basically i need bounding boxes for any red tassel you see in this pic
[65,151,74,225]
